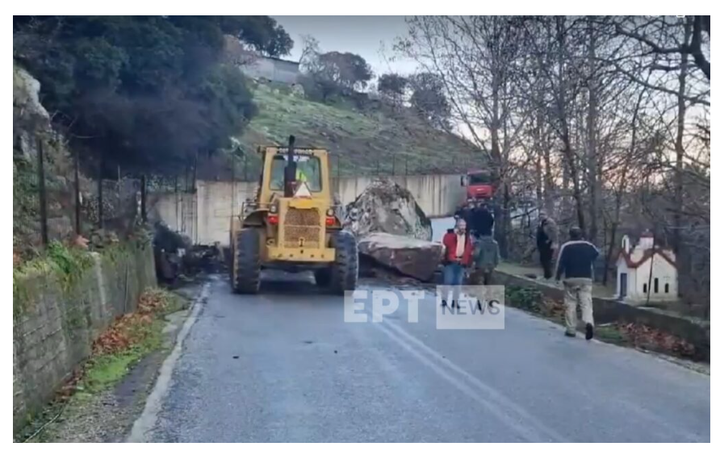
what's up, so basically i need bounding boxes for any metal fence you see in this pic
[17,135,482,254]
[14,139,195,252]
[222,152,482,183]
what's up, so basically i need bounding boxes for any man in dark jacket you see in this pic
[471,202,495,238]
[455,203,471,225]
[555,227,600,339]
[536,211,558,279]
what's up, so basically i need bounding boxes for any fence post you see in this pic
[174,174,179,229]
[37,138,48,246]
[192,150,198,193]
[97,151,104,229]
[231,155,236,219]
[243,155,249,181]
[74,147,81,236]
[140,174,147,222]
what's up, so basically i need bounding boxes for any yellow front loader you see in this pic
[229,136,358,294]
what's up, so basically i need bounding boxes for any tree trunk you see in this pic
[542,123,554,217]
[563,135,586,233]
[587,20,600,243]
[673,19,690,254]
[605,87,644,284]
[554,16,585,233]
[673,18,691,300]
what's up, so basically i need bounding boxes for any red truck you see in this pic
[460,169,494,202]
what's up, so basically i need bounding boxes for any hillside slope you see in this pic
[233,82,484,178]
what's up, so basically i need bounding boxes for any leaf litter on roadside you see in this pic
[92,289,173,356]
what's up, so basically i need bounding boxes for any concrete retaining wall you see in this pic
[494,270,710,362]
[149,174,465,246]
[13,241,156,432]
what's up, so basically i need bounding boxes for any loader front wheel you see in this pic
[233,228,261,294]
[330,230,358,294]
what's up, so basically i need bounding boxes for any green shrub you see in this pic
[506,285,545,313]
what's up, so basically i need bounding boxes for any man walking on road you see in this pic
[536,211,558,279]
[555,227,600,339]
[441,218,473,308]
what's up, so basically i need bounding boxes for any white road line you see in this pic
[366,301,566,442]
[371,321,556,442]
[126,281,211,442]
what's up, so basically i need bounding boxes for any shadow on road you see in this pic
[258,270,327,296]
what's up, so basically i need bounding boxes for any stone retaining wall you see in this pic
[13,241,156,432]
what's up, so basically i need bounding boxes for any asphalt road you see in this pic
[136,272,710,442]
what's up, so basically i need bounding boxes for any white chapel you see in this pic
[615,231,678,302]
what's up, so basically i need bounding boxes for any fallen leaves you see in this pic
[92,289,171,356]
[617,322,696,358]
[533,296,697,359]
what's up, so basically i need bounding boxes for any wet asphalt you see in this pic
[141,271,710,442]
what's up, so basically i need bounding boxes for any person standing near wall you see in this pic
[472,202,495,238]
[441,218,473,308]
[464,201,477,234]
[555,227,600,339]
[455,202,470,224]
[536,211,558,280]
[472,234,500,285]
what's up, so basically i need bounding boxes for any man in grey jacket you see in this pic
[472,235,500,285]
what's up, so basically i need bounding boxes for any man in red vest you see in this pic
[441,218,473,308]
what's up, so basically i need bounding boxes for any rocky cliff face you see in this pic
[13,64,51,162]
[13,63,89,253]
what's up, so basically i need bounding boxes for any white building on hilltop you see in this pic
[615,231,678,303]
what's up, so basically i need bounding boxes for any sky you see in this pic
[272,16,419,77]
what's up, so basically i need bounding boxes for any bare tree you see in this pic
[614,15,710,80]
[397,16,529,255]
[395,15,710,314]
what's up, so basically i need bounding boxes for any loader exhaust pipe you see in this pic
[284,135,297,197]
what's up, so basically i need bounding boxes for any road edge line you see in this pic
[126,281,211,442]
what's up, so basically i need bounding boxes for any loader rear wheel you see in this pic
[233,228,261,294]
[330,230,358,294]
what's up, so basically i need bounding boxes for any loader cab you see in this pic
[259,146,331,204]
[269,154,323,193]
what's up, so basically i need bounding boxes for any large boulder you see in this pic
[346,178,432,241]
[358,233,444,282]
